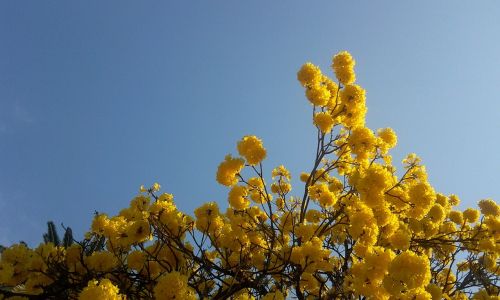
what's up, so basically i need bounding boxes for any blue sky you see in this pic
[1,1,499,246]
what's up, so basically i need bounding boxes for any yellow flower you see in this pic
[24,272,53,295]
[449,194,461,206]
[389,226,411,250]
[342,102,366,128]
[85,251,118,272]
[348,247,395,297]
[426,283,442,300]
[377,127,398,151]
[305,83,331,106]
[129,195,150,212]
[308,183,336,207]
[472,289,497,300]
[152,182,161,192]
[448,210,464,225]
[194,202,224,233]
[348,126,376,162]
[297,62,322,87]
[126,219,151,243]
[127,250,146,271]
[408,182,436,220]
[159,192,174,202]
[299,172,310,182]
[237,135,267,165]
[340,84,365,110]
[332,51,355,68]
[383,251,431,295]
[271,165,291,180]
[271,182,291,194]
[427,204,446,223]
[354,163,394,208]
[332,51,356,85]
[216,154,245,186]
[325,78,340,110]
[78,279,124,300]
[262,291,285,300]
[228,185,250,210]
[348,203,378,246]
[0,244,32,286]
[65,244,83,272]
[247,177,269,204]
[478,198,499,216]
[305,209,322,223]
[0,262,15,286]
[463,208,480,223]
[276,197,285,209]
[91,214,110,235]
[154,271,195,300]
[313,112,335,133]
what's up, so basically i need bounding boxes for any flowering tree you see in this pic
[0,51,499,300]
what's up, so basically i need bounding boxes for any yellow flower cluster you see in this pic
[351,163,394,208]
[237,135,267,165]
[339,84,367,128]
[348,126,377,162]
[228,185,250,210]
[347,200,379,249]
[378,127,398,151]
[308,183,336,207]
[346,247,395,298]
[1,51,499,300]
[154,271,196,300]
[297,51,367,133]
[383,251,431,296]
[84,251,117,272]
[247,176,269,204]
[478,198,500,216]
[194,201,224,233]
[216,154,245,186]
[407,182,436,220]
[297,62,322,87]
[332,51,356,85]
[78,279,124,300]
[313,112,335,133]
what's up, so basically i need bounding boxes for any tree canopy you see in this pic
[0,51,498,300]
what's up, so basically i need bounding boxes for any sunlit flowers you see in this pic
[0,50,498,300]
[237,135,267,165]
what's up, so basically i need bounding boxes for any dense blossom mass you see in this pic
[0,52,499,299]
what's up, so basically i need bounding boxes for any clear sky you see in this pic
[1,1,499,246]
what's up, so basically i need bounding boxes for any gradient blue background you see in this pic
[1,1,499,246]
